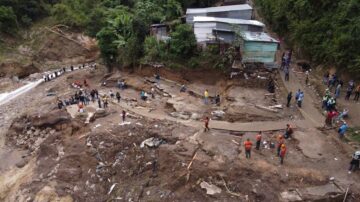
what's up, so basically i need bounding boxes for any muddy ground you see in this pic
[0,65,359,202]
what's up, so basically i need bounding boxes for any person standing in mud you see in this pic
[284,67,289,81]
[279,144,287,165]
[244,138,253,159]
[94,89,99,99]
[286,92,292,107]
[204,117,210,132]
[116,92,121,103]
[256,132,262,150]
[98,97,102,108]
[204,89,209,104]
[122,110,126,122]
[277,135,285,157]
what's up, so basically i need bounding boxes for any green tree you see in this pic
[0,6,18,33]
[169,24,197,57]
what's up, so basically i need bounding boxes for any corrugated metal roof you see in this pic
[186,4,252,14]
[193,16,264,27]
[242,31,279,43]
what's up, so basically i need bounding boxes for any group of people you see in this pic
[324,73,360,102]
[57,88,97,110]
[286,89,304,108]
[203,89,221,105]
[44,63,96,82]
[242,124,293,165]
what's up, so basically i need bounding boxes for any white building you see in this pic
[186,4,253,24]
[193,16,264,43]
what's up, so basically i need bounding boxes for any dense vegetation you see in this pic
[0,0,222,70]
[256,0,360,73]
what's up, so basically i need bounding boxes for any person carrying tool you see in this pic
[256,132,262,150]
[244,138,253,159]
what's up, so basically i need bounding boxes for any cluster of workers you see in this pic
[243,124,293,165]
[323,73,360,102]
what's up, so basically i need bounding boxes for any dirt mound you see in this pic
[0,62,40,79]
[34,32,98,67]
[6,109,81,152]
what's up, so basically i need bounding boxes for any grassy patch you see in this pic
[347,127,360,142]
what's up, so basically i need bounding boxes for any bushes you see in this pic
[169,24,197,57]
[0,6,17,33]
[256,0,360,73]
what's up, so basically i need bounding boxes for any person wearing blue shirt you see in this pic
[338,122,348,139]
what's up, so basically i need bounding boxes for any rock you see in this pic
[211,110,225,118]
[190,113,201,120]
[140,137,166,148]
[16,158,29,168]
[200,181,222,195]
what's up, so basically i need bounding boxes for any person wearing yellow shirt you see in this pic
[204,89,209,104]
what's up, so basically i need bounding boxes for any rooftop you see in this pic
[242,31,279,43]
[193,16,264,27]
[187,4,252,14]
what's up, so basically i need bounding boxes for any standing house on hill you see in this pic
[240,31,279,63]
[150,24,170,41]
[186,4,253,24]
[192,16,264,44]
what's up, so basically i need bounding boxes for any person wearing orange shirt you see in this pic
[277,135,285,157]
[280,144,287,165]
[256,132,262,150]
[244,138,253,159]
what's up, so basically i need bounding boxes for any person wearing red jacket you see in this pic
[280,144,287,165]
[244,139,253,159]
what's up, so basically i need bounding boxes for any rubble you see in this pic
[200,181,222,195]
[140,137,166,148]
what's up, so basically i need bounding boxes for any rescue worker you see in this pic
[256,132,262,150]
[204,117,210,132]
[279,144,287,165]
[277,135,285,157]
[116,92,121,103]
[244,138,253,159]
[204,89,209,104]
[348,151,360,174]
[284,124,293,139]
